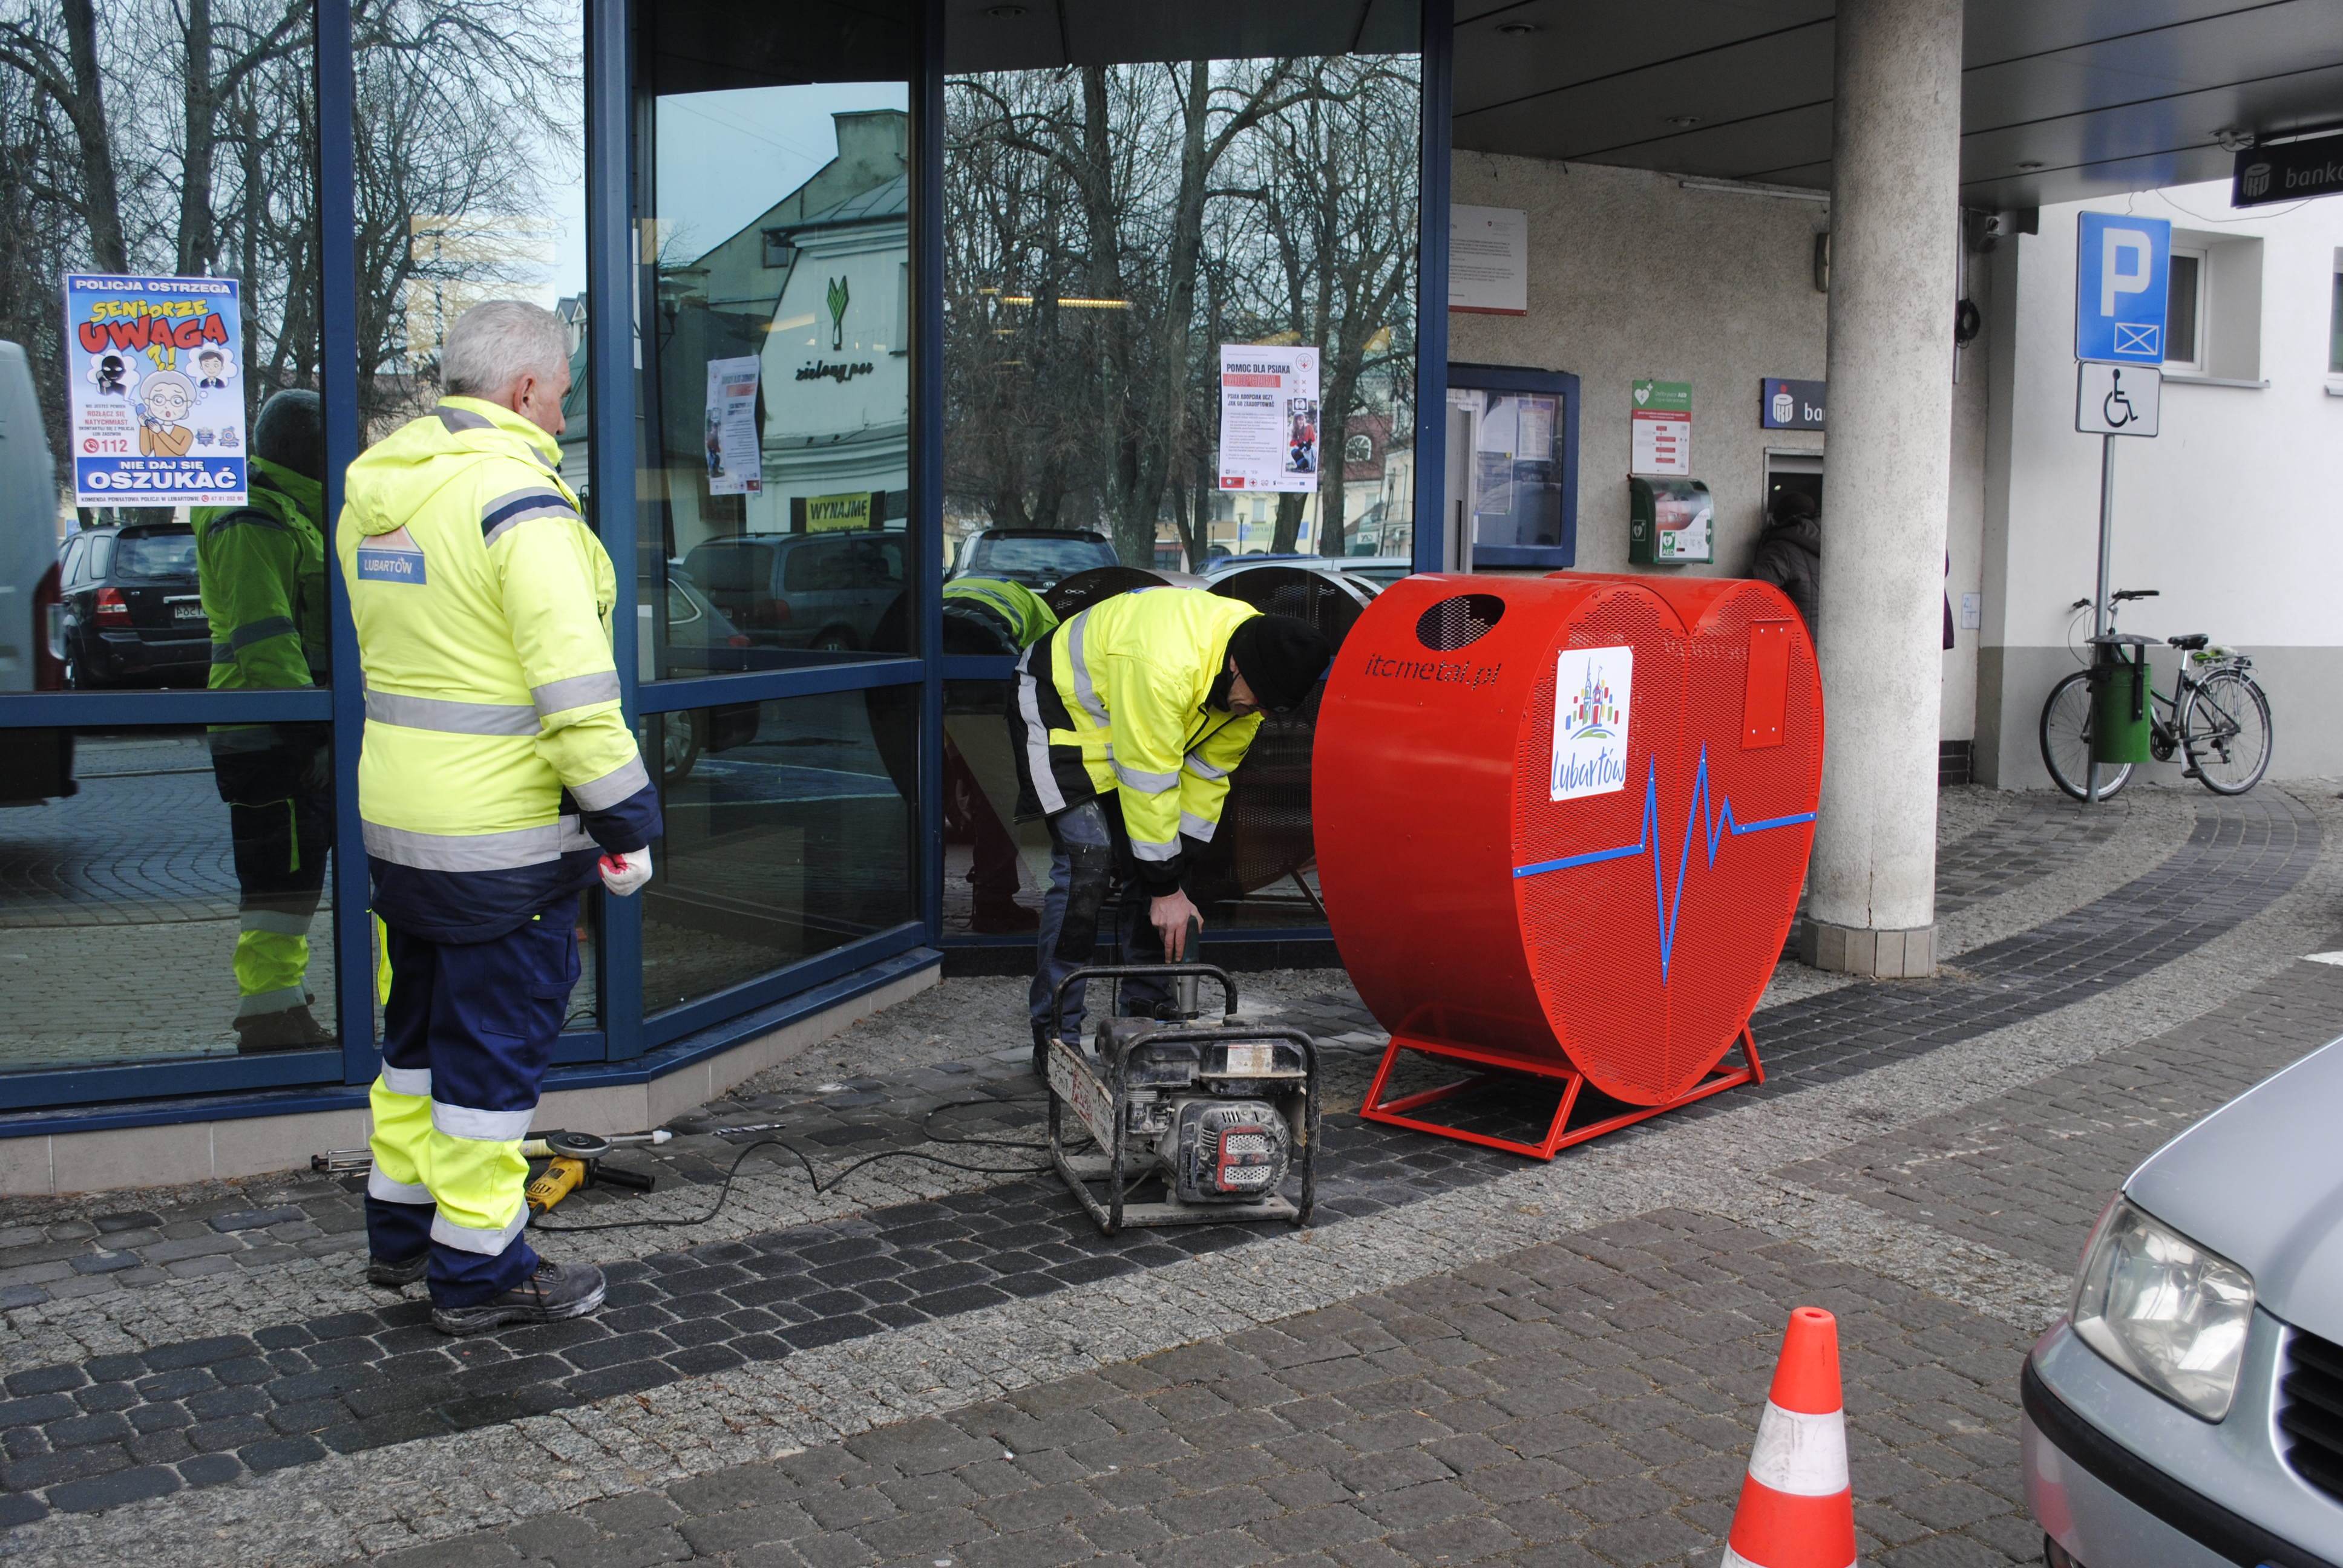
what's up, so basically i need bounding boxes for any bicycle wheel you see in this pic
[2039,671,2134,802]
[2181,670,2273,795]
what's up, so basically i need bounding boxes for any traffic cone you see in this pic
[1722,1306,1858,1568]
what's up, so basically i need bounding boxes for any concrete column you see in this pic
[1802,0,1964,979]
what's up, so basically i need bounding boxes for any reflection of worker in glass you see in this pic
[137,370,197,456]
[946,577,1057,932]
[193,390,334,1051]
[1007,589,1330,1073]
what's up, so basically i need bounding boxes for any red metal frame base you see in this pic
[1358,1029,1766,1160]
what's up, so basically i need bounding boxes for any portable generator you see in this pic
[1044,959,1319,1235]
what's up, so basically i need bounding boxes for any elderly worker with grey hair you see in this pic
[336,299,659,1335]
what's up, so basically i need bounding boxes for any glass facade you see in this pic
[0,0,1442,1119]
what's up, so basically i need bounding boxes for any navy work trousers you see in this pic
[1029,797,1171,1048]
[363,899,578,1307]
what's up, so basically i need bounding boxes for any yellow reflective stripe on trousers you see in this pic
[430,1102,534,1142]
[379,1063,430,1097]
[367,1168,431,1204]
[431,1203,527,1256]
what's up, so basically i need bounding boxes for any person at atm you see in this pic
[1751,488,1821,630]
[1006,587,1330,1073]
[193,389,335,1052]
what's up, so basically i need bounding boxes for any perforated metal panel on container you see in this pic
[1314,572,1823,1109]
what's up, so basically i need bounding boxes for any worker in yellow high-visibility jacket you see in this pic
[192,389,334,1052]
[1005,586,1329,1072]
[338,300,658,1336]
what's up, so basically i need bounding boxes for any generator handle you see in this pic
[1047,962,1239,1027]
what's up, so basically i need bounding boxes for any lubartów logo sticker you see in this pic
[1551,646,1632,801]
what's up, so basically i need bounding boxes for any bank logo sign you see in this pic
[1552,647,1632,802]
[2232,134,2343,209]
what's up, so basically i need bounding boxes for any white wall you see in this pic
[1446,152,1989,746]
[1977,180,2343,785]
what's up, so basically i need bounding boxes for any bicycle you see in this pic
[2037,589,2273,802]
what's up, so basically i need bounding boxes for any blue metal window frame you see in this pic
[0,0,1445,1120]
[1448,361,1582,569]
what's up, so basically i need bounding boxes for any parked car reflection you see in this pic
[57,524,209,688]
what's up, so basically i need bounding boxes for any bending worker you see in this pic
[339,299,658,1336]
[1007,586,1329,1072]
[193,389,333,1052]
[946,574,1057,933]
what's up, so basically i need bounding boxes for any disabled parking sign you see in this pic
[2074,214,2171,365]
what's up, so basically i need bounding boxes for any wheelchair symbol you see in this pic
[2103,369,2138,429]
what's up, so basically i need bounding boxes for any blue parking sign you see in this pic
[2075,213,2171,365]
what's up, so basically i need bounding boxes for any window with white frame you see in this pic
[2161,230,2263,382]
[2328,250,2342,375]
[2164,245,2208,374]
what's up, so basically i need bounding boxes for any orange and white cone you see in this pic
[1723,1306,1858,1568]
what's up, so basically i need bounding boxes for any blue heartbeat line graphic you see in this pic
[1512,748,1816,984]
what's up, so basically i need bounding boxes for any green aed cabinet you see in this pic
[1628,477,1714,564]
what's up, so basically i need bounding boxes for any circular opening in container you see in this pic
[1415,593,1505,651]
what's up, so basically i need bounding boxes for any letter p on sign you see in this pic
[2101,229,2152,316]
[2076,212,2171,365]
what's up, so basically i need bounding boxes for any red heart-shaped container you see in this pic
[1314,572,1824,1157]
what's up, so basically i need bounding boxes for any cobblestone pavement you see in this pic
[0,785,2338,1567]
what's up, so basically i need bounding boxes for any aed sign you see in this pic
[1760,378,1824,430]
[2074,212,2171,365]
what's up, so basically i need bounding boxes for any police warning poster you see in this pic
[1217,344,1320,492]
[64,273,247,507]
[703,355,762,497]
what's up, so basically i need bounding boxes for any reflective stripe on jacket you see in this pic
[338,397,660,941]
[1045,587,1262,891]
[194,455,329,690]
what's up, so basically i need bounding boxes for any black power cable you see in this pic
[528,1092,1066,1235]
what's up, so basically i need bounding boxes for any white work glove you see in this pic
[599,846,653,897]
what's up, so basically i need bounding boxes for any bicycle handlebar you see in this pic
[2111,589,2160,602]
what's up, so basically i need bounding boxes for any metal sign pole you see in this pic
[2086,431,2115,804]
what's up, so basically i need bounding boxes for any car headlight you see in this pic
[2070,1197,2255,1420]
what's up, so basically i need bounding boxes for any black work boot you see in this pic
[1032,1022,1054,1081]
[365,1252,427,1289]
[431,1259,606,1336]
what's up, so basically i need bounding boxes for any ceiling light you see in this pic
[983,4,1027,16]
[2214,127,2255,152]
[2016,160,2043,171]
[1666,115,1702,129]
[1494,20,1538,34]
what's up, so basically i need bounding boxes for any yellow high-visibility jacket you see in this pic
[945,575,1058,649]
[336,397,658,941]
[1044,587,1262,892]
[194,454,329,693]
